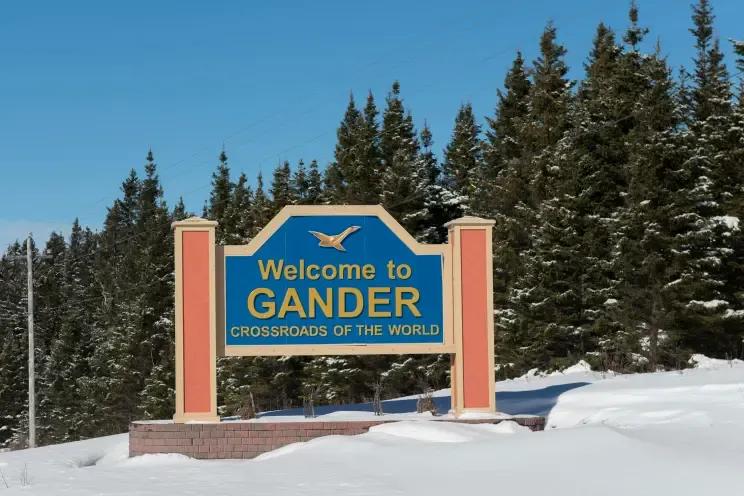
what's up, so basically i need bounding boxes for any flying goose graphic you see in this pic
[308,226,361,252]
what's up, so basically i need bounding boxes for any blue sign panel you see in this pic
[224,214,444,347]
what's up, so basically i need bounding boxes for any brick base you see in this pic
[129,416,545,459]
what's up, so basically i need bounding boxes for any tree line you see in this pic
[1,0,743,448]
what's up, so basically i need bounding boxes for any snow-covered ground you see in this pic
[1,356,743,495]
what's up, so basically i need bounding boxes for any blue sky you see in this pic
[1,0,742,249]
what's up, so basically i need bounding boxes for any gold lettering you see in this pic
[338,287,363,318]
[307,264,320,280]
[284,264,298,280]
[247,288,275,318]
[322,264,337,279]
[338,264,361,279]
[257,259,283,280]
[395,287,421,317]
[278,288,307,318]
[362,264,376,279]
[368,287,391,317]
[308,287,333,318]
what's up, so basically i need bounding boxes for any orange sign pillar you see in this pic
[446,216,496,416]
[173,217,219,423]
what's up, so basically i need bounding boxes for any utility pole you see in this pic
[26,234,36,449]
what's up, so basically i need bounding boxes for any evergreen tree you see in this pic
[485,53,533,361]
[306,160,324,205]
[326,93,382,205]
[39,221,98,442]
[270,161,294,213]
[206,149,233,242]
[442,103,482,214]
[416,125,459,243]
[484,51,531,185]
[612,6,690,369]
[251,172,272,235]
[292,160,310,204]
[224,173,254,244]
[0,242,31,448]
[325,95,361,203]
[521,22,573,202]
[689,0,731,122]
[379,82,426,235]
[173,197,189,221]
[670,0,740,359]
[497,24,574,373]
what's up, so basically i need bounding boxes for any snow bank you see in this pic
[2,356,743,494]
[368,420,528,443]
[548,357,744,429]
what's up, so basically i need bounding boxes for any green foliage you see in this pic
[2,1,744,448]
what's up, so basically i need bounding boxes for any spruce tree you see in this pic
[0,242,31,448]
[613,6,689,369]
[520,22,573,202]
[40,221,98,442]
[689,0,731,122]
[379,82,426,235]
[484,51,531,186]
[292,160,309,204]
[306,160,324,205]
[270,161,294,214]
[223,173,254,244]
[416,124,458,243]
[325,94,362,203]
[251,172,272,235]
[442,103,482,214]
[206,149,233,242]
[675,0,742,358]
[485,53,533,361]
[498,24,574,373]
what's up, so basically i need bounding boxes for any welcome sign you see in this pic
[172,206,495,421]
[220,206,452,355]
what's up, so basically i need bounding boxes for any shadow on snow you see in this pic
[259,382,590,418]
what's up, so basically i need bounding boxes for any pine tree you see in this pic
[325,94,361,203]
[442,103,482,214]
[612,6,690,369]
[355,92,383,203]
[40,221,98,442]
[134,152,175,420]
[251,172,272,235]
[0,242,31,448]
[306,160,324,205]
[416,125,458,243]
[173,197,189,221]
[206,149,233,242]
[485,53,533,363]
[689,0,731,122]
[270,161,294,213]
[224,173,254,244]
[326,92,382,204]
[549,23,628,367]
[379,82,426,235]
[498,24,574,373]
[521,22,573,202]
[668,0,740,359]
[484,51,531,187]
[292,160,309,204]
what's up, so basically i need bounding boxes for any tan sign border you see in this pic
[217,205,454,357]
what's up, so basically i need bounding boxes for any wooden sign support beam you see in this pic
[446,216,496,415]
[173,217,219,422]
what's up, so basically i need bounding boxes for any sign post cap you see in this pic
[444,216,495,228]
[171,216,219,229]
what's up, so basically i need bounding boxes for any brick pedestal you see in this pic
[130,417,545,459]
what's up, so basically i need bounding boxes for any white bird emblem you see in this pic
[308,226,361,252]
